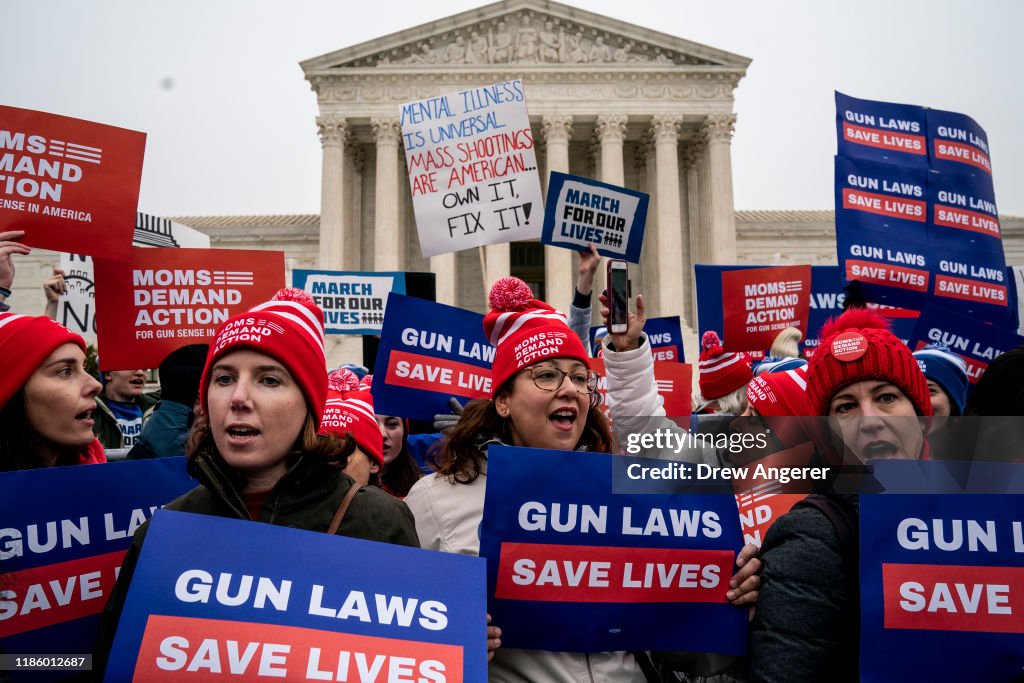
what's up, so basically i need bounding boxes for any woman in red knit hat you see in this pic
[96,289,418,672]
[0,312,106,470]
[405,277,760,682]
[748,308,932,682]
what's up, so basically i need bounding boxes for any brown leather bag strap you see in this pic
[327,481,362,535]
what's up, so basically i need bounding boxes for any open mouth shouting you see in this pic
[549,407,578,431]
[226,423,262,445]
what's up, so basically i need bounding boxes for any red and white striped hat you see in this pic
[321,369,383,465]
[698,331,753,401]
[483,277,589,397]
[200,288,327,426]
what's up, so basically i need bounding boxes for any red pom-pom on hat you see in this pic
[271,287,316,305]
[701,330,722,351]
[489,276,535,312]
[328,368,361,393]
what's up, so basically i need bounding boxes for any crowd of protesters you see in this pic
[1,225,1021,683]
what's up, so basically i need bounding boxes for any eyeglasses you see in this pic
[523,366,600,394]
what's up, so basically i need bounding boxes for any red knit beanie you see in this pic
[321,369,383,466]
[808,308,931,417]
[0,313,87,409]
[483,277,590,397]
[200,288,327,426]
[698,331,753,400]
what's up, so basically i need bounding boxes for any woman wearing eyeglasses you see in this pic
[406,277,757,682]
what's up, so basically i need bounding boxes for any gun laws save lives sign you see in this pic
[400,79,543,257]
[0,459,193,676]
[105,511,488,682]
[94,248,285,369]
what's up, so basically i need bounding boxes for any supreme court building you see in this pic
[10,0,1024,366]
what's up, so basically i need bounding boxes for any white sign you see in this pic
[401,79,543,258]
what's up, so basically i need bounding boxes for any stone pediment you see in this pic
[300,0,750,73]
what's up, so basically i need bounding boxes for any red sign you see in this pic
[722,265,812,352]
[0,106,145,259]
[94,248,285,369]
[591,358,692,418]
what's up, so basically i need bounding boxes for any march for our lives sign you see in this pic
[293,270,406,335]
[860,494,1024,682]
[479,446,747,653]
[0,459,193,677]
[371,293,494,421]
[105,510,487,682]
[401,79,543,258]
[909,303,1024,386]
[541,171,648,262]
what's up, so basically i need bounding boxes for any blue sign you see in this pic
[372,292,493,421]
[106,510,488,682]
[927,108,994,178]
[292,270,406,335]
[542,171,649,263]
[590,316,684,362]
[909,303,1024,387]
[860,493,1024,682]
[479,445,748,653]
[0,458,193,677]
[835,91,928,169]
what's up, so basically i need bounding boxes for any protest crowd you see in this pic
[1,89,1022,683]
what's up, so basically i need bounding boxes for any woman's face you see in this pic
[343,446,380,486]
[207,350,307,491]
[376,415,405,466]
[494,358,591,451]
[23,343,102,459]
[828,380,924,461]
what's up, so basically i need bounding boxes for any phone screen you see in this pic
[610,265,629,327]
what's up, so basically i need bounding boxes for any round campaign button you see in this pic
[831,331,867,362]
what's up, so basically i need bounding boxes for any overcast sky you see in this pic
[4,1,1022,217]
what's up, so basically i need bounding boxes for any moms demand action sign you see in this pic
[0,459,193,675]
[105,511,487,682]
[860,494,1024,682]
[94,248,284,369]
[0,105,145,260]
[479,446,747,654]
[721,265,811,352]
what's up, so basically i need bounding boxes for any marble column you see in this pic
[430,252,457,306]
[317,115,349,270]
[651,113,686,325]
[593,114,628,309]
[344,139,364,270]
[542,114,574,313]
[704,113,739,263]
[372,118,402,271]
[637,134,660,315]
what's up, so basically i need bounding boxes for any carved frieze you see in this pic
[339,10,716,68]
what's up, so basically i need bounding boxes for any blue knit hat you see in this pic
[913,343,968,416]
[753,355,808,376]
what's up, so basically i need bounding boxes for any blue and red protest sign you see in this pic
[721,265,811,352]
[835,92,928,169]
[589,316,684,362]
[927,108,993,177]
[909,303,1024,386]
[0,459,193,675]
[0,106,146,260]
[541,171,649,263]
[479,446,747,653]
[105,510,487,682]
[860,493,1024,682]
[292,270,406,335]
[371,292,493,420]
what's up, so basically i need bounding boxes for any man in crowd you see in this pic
[94,367,159,450]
